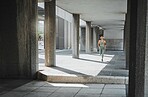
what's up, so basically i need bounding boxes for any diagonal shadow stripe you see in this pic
[78,58,109,64]
[52,66,88,76]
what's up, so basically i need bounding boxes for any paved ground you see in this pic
[0,48,128,97]
[39,42,128,77]
[39,49,128,77]
[0,79,127,97]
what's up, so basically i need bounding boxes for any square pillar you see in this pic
[145,21,148,97]
[68,22,72,49]
[125,0,131,70]
[125,13,130,70]
[128,0,147,96]
[44,0,56,67]
[64,20,68,49]
[145,0,148,96]
[0,0,38,78]
[93,27,98,52]
[72,14,80,58]
[80,27,86,51]
[17,0,38,78]
[85,21,91,53]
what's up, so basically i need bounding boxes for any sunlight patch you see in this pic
[48,83,88,88]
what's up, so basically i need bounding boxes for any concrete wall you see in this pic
[56,6,72,23]
[0,1,18,78]
[56,7,72,50]
[104,29,124,50]
[56,16,72,49]
[56,17,64,49]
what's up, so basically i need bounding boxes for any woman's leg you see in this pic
[99,47,101,55]
[102,48,105,61]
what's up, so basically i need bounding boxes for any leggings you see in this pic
[99,46,105,59]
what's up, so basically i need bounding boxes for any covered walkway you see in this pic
[0,0,148,97]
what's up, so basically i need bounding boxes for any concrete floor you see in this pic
[0,80,127,97]
[0,48,128,97]
[38,49,128,84]
[39,49,128,76]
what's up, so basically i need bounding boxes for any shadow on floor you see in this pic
[0,79,32,95]
[39,50,129,77]
[97,51,128,77]
[78,58,109,64]
[52,66,87,76]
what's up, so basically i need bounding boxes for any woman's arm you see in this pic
[104,40,106,49]
[98,40,100,47]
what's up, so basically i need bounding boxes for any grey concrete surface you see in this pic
[38,49,128,83]
[0,0,38,79]
[44,1,56,67]
[0,80,127,97]
[72,14,80,58]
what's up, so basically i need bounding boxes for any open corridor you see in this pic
[1,0,148,96]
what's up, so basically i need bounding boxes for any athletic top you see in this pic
[98,40,106,49]
[100,40,105,47]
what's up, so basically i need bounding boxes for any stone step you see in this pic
[37,71,128,84]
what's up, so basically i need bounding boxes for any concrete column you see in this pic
[124,12,130,70]
[102,30,104,36]
[124,0,131,70]
[45,0,56,67]
[128,0,147,96]
[145,1,148,96]
[80,27,86,51]
[91,28,93,51]
[96,27,100,41]
[64,20,68,49]
[125,13,130,70]
[17,0,38,78]
[145,22,148,97]
[68,22,72,49]
[93,27,98,52]
[72,14,80,58]
[123,21,126,52]
[98,29,104,39]
[0,0,38,78]
[85,21,91,53]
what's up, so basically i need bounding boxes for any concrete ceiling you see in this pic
[56,0,127,30]
[39,0,127,30]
